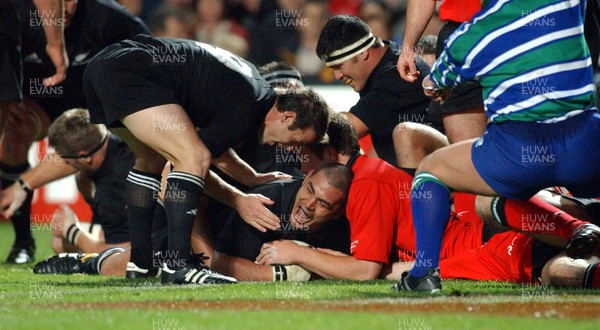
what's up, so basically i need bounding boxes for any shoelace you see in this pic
[188,253,212,271]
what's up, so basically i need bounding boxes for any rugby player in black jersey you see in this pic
[84,35,330,284]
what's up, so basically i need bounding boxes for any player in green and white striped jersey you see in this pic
[395,0,600,293]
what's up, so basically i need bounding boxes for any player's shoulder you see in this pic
[249,179,303,198]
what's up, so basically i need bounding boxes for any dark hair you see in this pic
[312,163,354,195]
[327,114,360,156]
[275,88,330,142]
[316,15,383,60]
[307,113,360,158]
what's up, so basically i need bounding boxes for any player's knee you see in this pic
[414,151,440,175]
[172,147,211,176]
[393,122,422,149]
[51,208,66,233]
[183,149,211,175]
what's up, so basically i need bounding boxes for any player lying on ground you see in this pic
[383,195,600,289]
[33,163,353,281]
[211,163,353,282]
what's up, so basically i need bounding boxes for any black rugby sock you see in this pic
[163,171,205,270]
[126,169,161,270]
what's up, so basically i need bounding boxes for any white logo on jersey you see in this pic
[507,236,518,256]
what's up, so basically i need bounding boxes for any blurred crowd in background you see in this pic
[124,0,443,85]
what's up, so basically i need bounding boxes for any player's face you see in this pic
[63,0,78,27]
[289,170,346,231]
[330,54,370,92]
[61,156,94,173]
[262,110,317,146]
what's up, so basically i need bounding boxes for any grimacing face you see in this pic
[289,170,346,231]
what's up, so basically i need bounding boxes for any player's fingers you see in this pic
[43,72,67,87]
[256,216,279,231]
[273,171,292,179]
[256,194,275,205]
[257,250,275,265]
[3,203,19,219]
[256,208,280,229]
[255,251,268,264]
[397,62,410,80]
[408,61,419,77]
[249,221,268,233]
[260,242,272,251]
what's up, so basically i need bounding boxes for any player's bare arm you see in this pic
[397,0,437,82]
[1,151,77,218]
[256,240,382,281]
[33,0,68,86]
[212,251,274,281]
[212,148,291,188]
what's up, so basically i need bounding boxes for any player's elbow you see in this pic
[350,261,382,281]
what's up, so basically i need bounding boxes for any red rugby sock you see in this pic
[493,196,584,242]
[583,263,600,289]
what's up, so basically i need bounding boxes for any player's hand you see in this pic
[249,171,292,188]
[44,42,69,87]
[422,76,452,104]
[315,247,349,257]
[0,183,27,219]
[397,45,420,82]
[256,240,300,265]
[234,193,280,232]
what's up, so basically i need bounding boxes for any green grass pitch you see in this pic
[0,222,598,330]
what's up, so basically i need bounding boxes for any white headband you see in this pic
[323,33,376,67]
[261,70,304,87]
